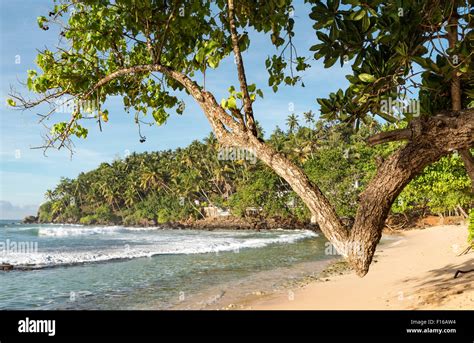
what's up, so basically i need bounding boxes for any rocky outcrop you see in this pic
[0,263,14,271]
[34,213,318,232]
[22,215,38,224]
[178,215,317,231]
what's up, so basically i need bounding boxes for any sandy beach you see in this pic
[235,224,473,310]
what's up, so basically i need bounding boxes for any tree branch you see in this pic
[366,127,413,146]
[155,3,176,64]
[81,64,243,143]
[227,0,257,136]
[447,6,462,111]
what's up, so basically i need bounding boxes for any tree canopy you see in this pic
[8,0,473,146]
[8,0,474,276]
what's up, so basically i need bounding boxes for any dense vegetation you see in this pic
[38,116,472,226]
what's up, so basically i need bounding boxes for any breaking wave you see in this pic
[36,226,154,237]
[1,228,317,268]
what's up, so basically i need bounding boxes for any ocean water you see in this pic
[0,220,334,310]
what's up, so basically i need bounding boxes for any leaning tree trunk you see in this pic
[230,110,473,276]
[246,135,350,254]
[350,110,474,275]
[199,89,474,276]
[245,110,472,276]
[146,64,473,277]
[459,149,474,194]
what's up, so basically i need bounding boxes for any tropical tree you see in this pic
[9,0,473,276]
[303,110,315,128]
[286,113,299,134]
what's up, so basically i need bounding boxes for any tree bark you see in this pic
[447,7,461,112]
[245,135,350,253]
[349,110,474,275]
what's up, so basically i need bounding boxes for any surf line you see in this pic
[18,317,56,337]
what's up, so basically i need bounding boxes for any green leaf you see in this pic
[74,125,88,139]
[361,14,370,31]
[358,73,376,83]
[6,98,16,107]
[227,96,237,110]
[100,110,109,122]
[324,56,338,68]
[152,108,169,125]
[208,56,219,69]
[343,0,361,5]
[37,16,47,29]
[351,9,366,21]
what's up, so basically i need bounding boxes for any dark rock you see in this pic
[22,215,38,224]
[0,264,14,271]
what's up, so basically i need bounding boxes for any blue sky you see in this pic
[0,0,352,219]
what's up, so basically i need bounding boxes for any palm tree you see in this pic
[45,189,55,201]
[286,113,299,134]
[140,168,159,191]
[303,110,315,128]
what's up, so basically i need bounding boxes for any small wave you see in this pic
[37,226,162,237]
[1,230,317,268]
[48,223,85,227]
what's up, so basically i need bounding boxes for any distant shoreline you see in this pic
[21,214,319,231]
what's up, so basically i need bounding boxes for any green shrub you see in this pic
[228,169,293,219]
[79,215,97,225]
[56,206,81,223]
[393,154,472,215]
[93,205,119,224]
[38,202,53,223]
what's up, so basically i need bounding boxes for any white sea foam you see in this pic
[1,229,317,268]
[37,226,158,237]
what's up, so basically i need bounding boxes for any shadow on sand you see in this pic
[401,257,474,308]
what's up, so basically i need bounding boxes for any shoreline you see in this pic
[20,215,318,231]
[21,213,467,231]
[167,258,338,310]
[227,224,473,310]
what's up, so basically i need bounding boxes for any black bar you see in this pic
[0,310,472,340]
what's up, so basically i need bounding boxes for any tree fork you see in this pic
[350,109,474,276]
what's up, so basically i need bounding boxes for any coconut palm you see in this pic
[286,113,299,134]
[303,110,315,128]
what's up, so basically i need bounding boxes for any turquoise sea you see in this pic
[0,219,335,309]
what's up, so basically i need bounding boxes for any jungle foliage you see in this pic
[39,116,472,225]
